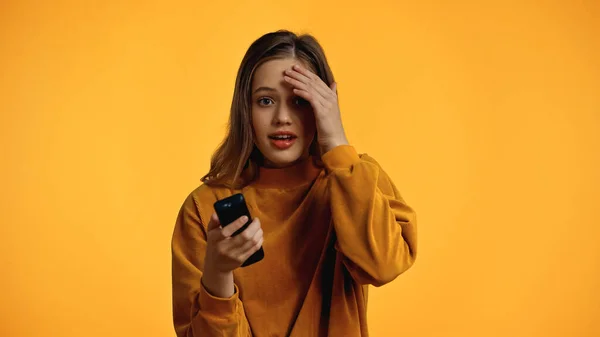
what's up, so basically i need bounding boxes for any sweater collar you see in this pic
[251,156,323,189]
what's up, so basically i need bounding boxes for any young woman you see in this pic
[171,30,417,337]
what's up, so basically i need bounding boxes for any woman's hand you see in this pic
[283,64,349,154]
[202,213,263,297]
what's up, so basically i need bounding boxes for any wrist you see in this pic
[321,136,349,154]
[202,264,234,298]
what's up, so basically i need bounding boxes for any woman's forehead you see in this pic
[252,58,312,91]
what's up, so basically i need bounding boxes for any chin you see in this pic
[263,153,302,168]
[260,144,307,168]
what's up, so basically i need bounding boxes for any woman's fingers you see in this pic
[283,74,308,92]
[288,64,335,99]
[221,218,262,264]
[284,66,331,99]
[230,218,261,247]
[240,236,264,262]
[220,215,249,238]
[207,213,221,231]
[284,73,332,101]
[292,88,326,110]
[233,226,264,261]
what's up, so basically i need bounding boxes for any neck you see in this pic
[252,155,322,189]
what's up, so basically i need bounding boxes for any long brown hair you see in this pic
[201,30,335,188]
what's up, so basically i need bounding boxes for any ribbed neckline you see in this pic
[251,156,323,189]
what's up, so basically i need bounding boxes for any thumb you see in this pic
[207,213,221,231]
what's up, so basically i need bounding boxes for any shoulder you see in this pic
[187,183,220,204]
[357,152,399,197]
[182,183,234,226]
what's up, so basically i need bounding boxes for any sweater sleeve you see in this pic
[322,145,418,286]
[171,192,252,337]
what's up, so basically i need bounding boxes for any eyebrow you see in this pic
[253,86,277,94]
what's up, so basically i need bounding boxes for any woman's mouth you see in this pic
[268,133,298,150]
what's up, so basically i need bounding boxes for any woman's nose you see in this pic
[273,105,293,125]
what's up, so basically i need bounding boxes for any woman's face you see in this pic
[250,58,316,168]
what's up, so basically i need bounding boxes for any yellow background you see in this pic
[1,0,599,336]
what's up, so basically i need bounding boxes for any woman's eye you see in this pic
[258,97,274,106]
